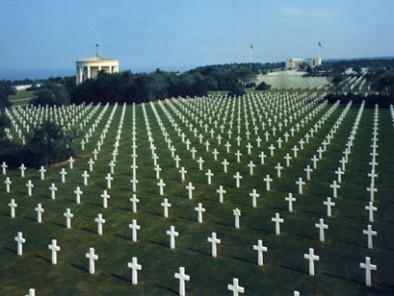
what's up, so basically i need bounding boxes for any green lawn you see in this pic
[8,90,35,106]
[0,93,393,295]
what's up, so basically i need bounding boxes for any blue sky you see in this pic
[0,0,393,79]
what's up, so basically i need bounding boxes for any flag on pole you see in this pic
[250,44,254,50]
[318,41,322,48]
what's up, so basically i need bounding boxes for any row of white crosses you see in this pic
[359,104,380,287]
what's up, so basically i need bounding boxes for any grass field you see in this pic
[8,90,35,106]
[1,92,393,295]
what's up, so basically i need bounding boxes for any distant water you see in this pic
[0,65,195,81]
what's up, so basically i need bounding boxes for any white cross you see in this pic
[225,141,232,153]
[222,159,229,173]
[60,168,67,183]
[317,147,324,159]
[128,257,142,285]
[88,158,95,172]
[101,190,110,209]
[179,167,187,180]
[1,161,7,175]
[228,278,245,296]
[366,183,378,202]
[365,201,377,222]
[207,232,221,257]
[4,177,12,193]
[304,248,319,276]
[63,208,74,229]
[323,197,335,217]
[19,163,26,177]
[35,203,44,223]
[271,213,284,235]
[174,155,181,168]
[48,239,61,265]
[296,177,306,194]
[85,247,99,274]
[108,160,116,174]
[360,256,377,287]
[8,199,17,218]
[93,149,99,160]
[39,166,46,180]
[246,143,253,154]
[363,224,377,249]
[174,267,190,296]
[311,155,319,169]
[195,203,206,223]
[253,239,268,266]
[186,182,195,200]
[105,173,113,189]
[275,162,283,178]
[235,150,242,163]
[167,225,179,249]
[249,189,260,208]
[247,161,256,175]
[190,147,197,159]
[205,140,211,152]
[304,165,313,181]
[259,151,267,165]
[263,174,273,191]
[157,179,166,196]
[197,157,205,170]
[285,193,296,212]
[315,218,328,242]
[26,288,35,296]
[95,213,106,235]
[335,167,344,183]
[15,231,26,256]
[284,153,292,167]
[330,180,340,198]
[233,208,241,229]
[276,137,283,148]
[292,146,299,158]
[233,172,242,188]
[217,185,226,203]
[129,194,139,213]
[154,165,162,179]
[82,171,90,186]
[68,156,75,169]
[212,148,219,161]
[268,144,276,156]
[161,198,171,218]
[74,186,83,204]
[129,219,141,242]
[26,180,34,196]
[49,183,57,200]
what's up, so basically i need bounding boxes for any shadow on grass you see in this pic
[82,227,96,235]
[187,247,211,257]
[70,263,88,274]
[154,283,178,295]
[52,222,65,228]
[23,216,36,222]
[148,240,168,249]
[146,211,161,217]
[279,264,306,275]
[113,233,130,241]
[0,211,9,217]
[35,254,51,264]
[117,206,131,212]
[3,246,16,255]
[111,273,131,284]
[230,255,255,265]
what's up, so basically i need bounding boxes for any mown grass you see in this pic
[0,93,393,295]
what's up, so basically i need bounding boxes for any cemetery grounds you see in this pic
[1,90,394,295]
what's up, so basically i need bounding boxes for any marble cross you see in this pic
[217,186,226,203]
[271,213,284,235]
[174,267,190,296]
[207,232,221,257]
[253,239,268,266]
[228,278,245,296]
[161,198,171,218]
[304,248,319,276]
[360,256,377,287]
[95,213,106,235]
[285,193,296,212]
[363,224,377,249]
[48,239,61,265]
[167,225,179,249]
[35,203,44,223]
[8,199,17,218]
[186,182,195,200]
[15,231,26,256]
[85,247,99,274]
[315,218,328,242]
[128,257,142,285]
[195,203,206,223]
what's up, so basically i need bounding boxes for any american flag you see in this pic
[318,41,322,48]
[250,44,254,50]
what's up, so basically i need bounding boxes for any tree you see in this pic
[331,74,344,93]
[25,121,74,167]
[255,81,271,91]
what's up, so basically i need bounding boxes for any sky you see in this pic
[0,0,393,80]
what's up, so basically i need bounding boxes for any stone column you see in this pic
[87,66,91,80]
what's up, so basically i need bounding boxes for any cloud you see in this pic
[281,5,339,21]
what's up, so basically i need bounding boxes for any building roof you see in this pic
[76,56,119,63]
